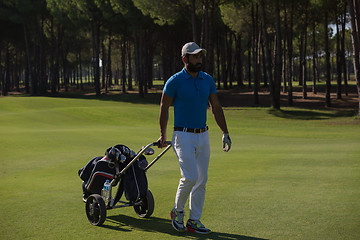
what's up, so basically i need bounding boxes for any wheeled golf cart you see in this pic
[79,141,172,226]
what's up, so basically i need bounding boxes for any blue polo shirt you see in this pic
[163,68,217,129]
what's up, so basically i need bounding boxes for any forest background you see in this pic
[0,0,360,114]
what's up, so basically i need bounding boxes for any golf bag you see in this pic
[123,155,148,202]
[78,156,115,196]
[78,144,148,202]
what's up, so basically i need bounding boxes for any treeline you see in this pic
[0,0,359,112]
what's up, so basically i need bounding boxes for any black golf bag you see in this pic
[78,144,148,202]
[78,156,115,197]
[123,155,148,201]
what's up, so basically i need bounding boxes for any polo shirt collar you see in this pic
[182,67,204,80]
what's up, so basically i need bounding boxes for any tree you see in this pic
[2,0,49,96]
[285,0,295,106]
[115,0,160,96]
[341,1,349,96]
[335,5,342,100]
[300,0,309,99]
[273,0,282,109]
[347,0,360,115]
[67,0,104,96]
[324,7,332,107]
[134,0,219,78]
[309,0,322,95]
[221,0,261,96]
[1,0,359,115]
[0,4,25,95]
[260,0,273,101]
[47,0,73,93]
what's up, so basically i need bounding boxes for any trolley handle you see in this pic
[118,141,172,175]
[152,141,172,147]
[145,141,172,171]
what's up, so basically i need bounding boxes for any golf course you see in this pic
[0,94,359,240]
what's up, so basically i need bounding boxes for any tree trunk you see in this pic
[221,33,228,89]
[260,0,273,95]
[201,0,209,71]
[107,32,112,91]
[227,32,233,89]
[299,28,304,87]
[52,25,63,94]
[348,0,360,115]
[31,18,39,96]
[190,0,198,43]
[336,14,342,99]
[341,2,348,96]
[324,10,331,107]
[161,41,170,84]
[79,50,83,90]
[262,38,268,87]
[252,3,260,104]
[3,43,10,96]
[255,30,261,105]
[15,52,20,92]
[235,33,244,87]
[92,20,101,96]
[63,52,69,92]
[127,39,133,91]
[145,30,154,91]
[282,28,287,93]
[273,0,282,109]
[216,37,221,89]
[121,37,126,93]
[0,47,2,94]
[247,36,252,89]
[134,30,144,97]
[102,40,107,92]
[301,1,309,99]
[39,16,47,94]
[282,0,287,93]
[286,0,294,106]
[312,19,318,94]
[207,0,215,76]
[50,17,56,94]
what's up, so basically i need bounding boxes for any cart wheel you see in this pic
[85,194,106,226]
[134,190,154,218]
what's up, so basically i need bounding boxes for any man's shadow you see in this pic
[104,214,268,240]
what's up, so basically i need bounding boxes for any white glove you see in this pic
[222,133,231,152]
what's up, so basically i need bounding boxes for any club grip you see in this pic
[152,141,172,147]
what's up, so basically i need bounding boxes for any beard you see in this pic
[187,62,202,73]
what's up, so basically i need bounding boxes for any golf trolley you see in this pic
[82,141,172,226]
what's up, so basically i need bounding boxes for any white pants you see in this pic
[172,130,210,220]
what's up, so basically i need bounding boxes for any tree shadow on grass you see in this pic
[103,214,268,240]
[268,108,357,120]
[48,91,162,105]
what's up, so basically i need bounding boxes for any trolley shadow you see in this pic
[104,215,269,240]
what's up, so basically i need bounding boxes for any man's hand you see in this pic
[222,133,231,152]
[156,135,167,148]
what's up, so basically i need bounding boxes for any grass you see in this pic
[0,95,359,240]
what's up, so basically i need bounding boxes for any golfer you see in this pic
[157,42,231,234]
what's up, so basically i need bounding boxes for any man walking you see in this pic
[157,42,231,234]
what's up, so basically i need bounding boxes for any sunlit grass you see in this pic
[0,95,359,240]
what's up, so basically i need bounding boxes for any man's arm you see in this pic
[157,92,173,148]
[209,93,231,151]
[209,93,228,134]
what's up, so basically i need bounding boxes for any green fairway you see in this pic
[0,95,359,240]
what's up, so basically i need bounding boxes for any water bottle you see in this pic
[101,180,111,202]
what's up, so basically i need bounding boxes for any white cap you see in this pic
[181,42,207,57]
